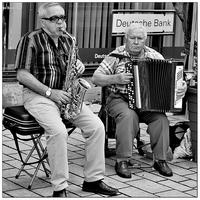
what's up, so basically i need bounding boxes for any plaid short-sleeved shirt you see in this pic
[15,28,73,89]
[95,45,164,94]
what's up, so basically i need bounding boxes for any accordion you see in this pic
[125,59,184,113]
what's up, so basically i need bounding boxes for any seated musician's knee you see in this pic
[84,116,105,139]
[156,114,169,125]
[45,124,68,140]
[116,109,138,123]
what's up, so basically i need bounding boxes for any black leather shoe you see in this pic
[82,180,118,196]
[153,160,173,177]
[115,161,131,178]
[52,189,67,197]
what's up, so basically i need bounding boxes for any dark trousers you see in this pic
[106,93,170,160]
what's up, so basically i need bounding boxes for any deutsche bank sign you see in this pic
[112,10,175,35]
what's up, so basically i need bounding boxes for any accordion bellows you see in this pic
[125,59,184,113]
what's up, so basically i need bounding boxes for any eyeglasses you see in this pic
[42,15,66,23]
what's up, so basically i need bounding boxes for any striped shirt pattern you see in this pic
[15,28,73,89]
[96,45,164,94]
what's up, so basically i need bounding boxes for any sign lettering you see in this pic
[112,12,175,35]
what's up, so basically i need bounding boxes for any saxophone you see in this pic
[60,29,91,120]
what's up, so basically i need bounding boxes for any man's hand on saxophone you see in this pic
[75,59,85,75]
[49,59,85,106]
[49,89,72,106]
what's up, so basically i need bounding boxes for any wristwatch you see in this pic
[45,87,52,97]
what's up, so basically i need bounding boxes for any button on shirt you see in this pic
[15,28,73,89]
[95,45,164,95]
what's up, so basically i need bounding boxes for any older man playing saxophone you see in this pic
[15,2,118,197]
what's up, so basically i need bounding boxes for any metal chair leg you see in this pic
[32,136,50,178]
[27,136,50,189]
[37,138,50,167]
[15,144,37,179]
[16,134,50,189]
[27,157,44,190]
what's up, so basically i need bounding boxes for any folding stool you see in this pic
[3,105,76,189]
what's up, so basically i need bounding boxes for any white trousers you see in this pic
[23,88,105,191]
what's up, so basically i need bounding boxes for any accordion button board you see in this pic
[125,59,184,113]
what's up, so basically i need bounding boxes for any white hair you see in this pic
[125,23,147,39]
[38,3,63,18]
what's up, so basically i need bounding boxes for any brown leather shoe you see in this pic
[153,160,173,177]
[115,161,131,178]
[82,180,118,196]
[52,189,67,197]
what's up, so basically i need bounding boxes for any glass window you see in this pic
[3,2,22,71]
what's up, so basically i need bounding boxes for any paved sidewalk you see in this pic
[2,105,198,198]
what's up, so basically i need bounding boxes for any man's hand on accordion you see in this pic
[116,72,133,84]
[176,80,187,99]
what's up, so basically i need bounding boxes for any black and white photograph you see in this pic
[2,1,198,198]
